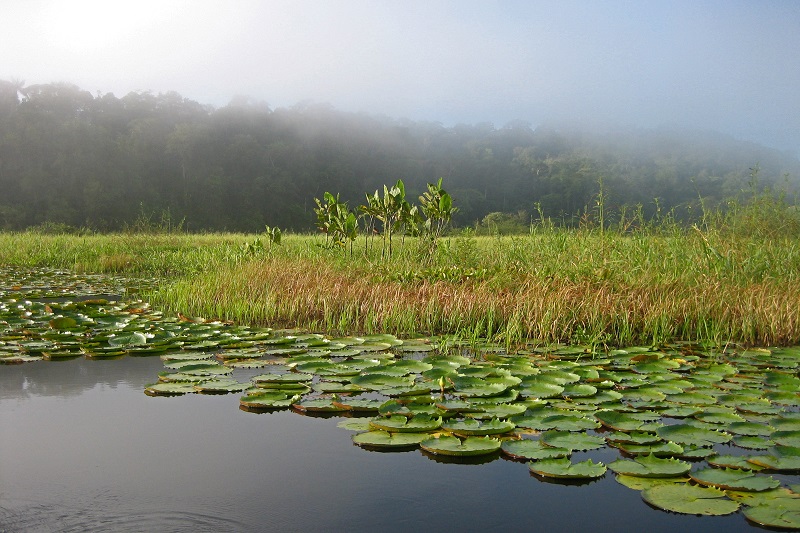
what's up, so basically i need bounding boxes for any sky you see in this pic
[3,0,799,153]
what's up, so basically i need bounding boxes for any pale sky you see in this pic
[3,0,799,153]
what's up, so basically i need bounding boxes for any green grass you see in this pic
[2,224,799,348]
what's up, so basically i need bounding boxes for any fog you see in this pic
[3,0,799,153]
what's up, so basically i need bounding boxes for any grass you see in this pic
[2,217,800,348]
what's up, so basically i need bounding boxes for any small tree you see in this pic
[419,178,457,256]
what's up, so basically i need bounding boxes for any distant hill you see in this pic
[1,80,798,231]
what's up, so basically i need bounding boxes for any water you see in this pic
[0,357,756,532]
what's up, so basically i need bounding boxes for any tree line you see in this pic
[1,79,798,232]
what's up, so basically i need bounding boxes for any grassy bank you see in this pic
[2,226,800,347]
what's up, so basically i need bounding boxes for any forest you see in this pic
[1,79,799,233]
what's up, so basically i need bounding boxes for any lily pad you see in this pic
[641,484,739,516]
[607,454,691,478]
[420,435,501,456]
[540,430,605,451]
[442,418,515,436]
[501,439,571,460]
[742,500,800,530]
[690,467,781,491]
[144,382,196,396]
[352,431,429,449]
[747,446,800,472]
[369,415,442,433]
[239,391,301,409]
[656,423,731,447]
[529,458,606,479]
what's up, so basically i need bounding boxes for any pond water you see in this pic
[1,356,753,532]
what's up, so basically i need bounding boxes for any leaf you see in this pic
[690,467,781,491]
[501,439,571,460]
[656,423,731,447]
[369,415,442,433]
[529,458,606,479]
[442,418,515,436]
[742,499,800,529]
[641,484,739,516]
[607,454,691,478]
[540,430,605,451]
[747,446,800,472]
[420,435,501,456]
[353,431,429,449]
[615,475,688,491]
[771,430,800,448]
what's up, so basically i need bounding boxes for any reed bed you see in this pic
[2,228,799,347]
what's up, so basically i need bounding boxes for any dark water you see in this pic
[0,357,754,532]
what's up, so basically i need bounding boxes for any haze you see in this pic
[3,0,799,154]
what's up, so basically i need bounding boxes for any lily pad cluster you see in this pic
[3,269,799,530]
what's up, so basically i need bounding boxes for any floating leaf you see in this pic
[656,424,731,447]
[501,439,570,460]
[353,431,429,449]
[615,474,688,491]
[292,398,347,413]
[641,484,739,516]
[742,500,800,530]
[608,454,691,478]
[609,440,684,457]
[239,391,301,409]
[442,418,515,436]
[420,435,501,456]
[369,415,442,433]
[707,454,763,471]
[772,430,800,448]
[690,467,781,491]
[144,382,196,396]
[747,446,800,472]
[529,458,606,479]
[540,430,605,451]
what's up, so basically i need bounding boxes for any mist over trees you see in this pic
[1,80,798,232]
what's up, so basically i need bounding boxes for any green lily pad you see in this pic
[772,430,800,448]
[239,391,301,409]
[605,431,662,445]
[609,440,684,457]
[369,415,442,433]
[539,414,600,432]
[540,430,605,451]
[519,381,564,399]
[615,475,688,491]
[656,423,731,447]
[501,439,571,460]
[529,458,606,479]
[442,418,515,436]
[292,398,347,413]
[742,500,800,530]
[641,484,739,515]
[707,454,763,471]
[595,410,662,432]
[728,421,776,437]
[561,383,597,398]
[353,431,429,449]
[193,380,249,394]
[420,435,501,456]
[690,467,781,491]
[332,398,384,413]
[607,454,691,478]
[144,382,196,396]
[337,419,373,432]
[747,446,800,472]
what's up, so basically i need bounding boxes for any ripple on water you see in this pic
[0,499,250,532]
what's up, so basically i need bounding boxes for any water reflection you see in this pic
[0,357,752,532]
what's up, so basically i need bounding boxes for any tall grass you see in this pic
[2,185,799,347]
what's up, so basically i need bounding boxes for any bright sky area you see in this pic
[3,0,799,153]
